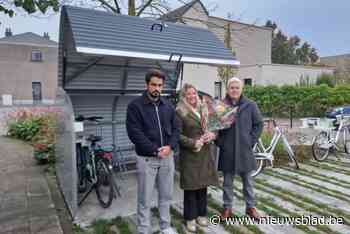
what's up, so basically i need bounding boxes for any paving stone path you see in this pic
[114,155,350,234]
[76,154,350,234]
[0,136,63,234]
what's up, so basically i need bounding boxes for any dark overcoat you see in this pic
[216,95,263,173]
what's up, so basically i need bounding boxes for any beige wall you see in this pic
[182,2,272,66]
[182,2,209,29]
[177,3,273,97]
[237,65,262,86]
[238,64,334,86]
[320,54,350,70]
[208,17,272,66]
[320,55,350,80]
[179,63,221,97]
[0,44,58,103]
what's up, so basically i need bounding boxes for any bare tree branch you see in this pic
[96,0,118,13]
[148,4,167,16]
[113,0,121,13]
[136,0,153,16]
[152,1,171,11]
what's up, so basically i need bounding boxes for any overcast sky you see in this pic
[0,0,349,57]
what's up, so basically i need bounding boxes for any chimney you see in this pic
[43,32,50,40]
[5,28,12,37]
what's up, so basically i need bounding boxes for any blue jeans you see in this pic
[223,172,256,209]
[136,153,175,234]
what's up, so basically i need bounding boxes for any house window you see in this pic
[244,78,253,86]
[32,82,42,101]
[214,81,222,99]
[31,50,42,62]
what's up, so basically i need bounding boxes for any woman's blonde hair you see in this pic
[177,83,209,128]
[179,83,200,107]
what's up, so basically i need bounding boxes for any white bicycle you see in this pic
[251,119,299,177]
[312,114,350,161]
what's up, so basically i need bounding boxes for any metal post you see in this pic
[290,106,293,128]
[180,63,184,89]
[62,50,67,89]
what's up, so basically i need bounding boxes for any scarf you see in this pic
[177,98,209,132]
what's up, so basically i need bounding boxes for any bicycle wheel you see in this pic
[76,144,87,193]
[344,127,350,154]
[95,159,114,208]
[312,131,330,161]
[251,157,265,177]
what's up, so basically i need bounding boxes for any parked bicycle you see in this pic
[251,119,299,177]
[75,115,121,208]
[312,114,350,161]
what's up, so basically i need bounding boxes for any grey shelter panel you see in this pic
[61,5,238,65]
[65,65,123,90]
[114,96,138,161]
[71,95,115,148]
[134,58,177,90]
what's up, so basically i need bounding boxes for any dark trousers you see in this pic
[183,188,207,221]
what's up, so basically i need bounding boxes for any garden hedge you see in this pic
[243,84,350,118]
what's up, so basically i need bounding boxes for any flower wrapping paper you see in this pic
[203,96,238,132]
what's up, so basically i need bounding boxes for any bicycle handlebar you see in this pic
[75,115,104,122]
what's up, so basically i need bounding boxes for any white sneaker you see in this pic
[161,227,178,234]
[196,216,209,227]
[186,220,197,233]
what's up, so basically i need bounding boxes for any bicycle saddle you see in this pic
[87,135,102,143]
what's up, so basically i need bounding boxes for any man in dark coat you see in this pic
[126,69,179,234]
[216,77,263,220]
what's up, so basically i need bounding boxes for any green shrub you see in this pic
[7,118,41,141]
[6,108,59,164]
[244,84,350,118]
[33,142,55,163]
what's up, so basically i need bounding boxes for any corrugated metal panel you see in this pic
[61,5,238,65]
[126,60,178,90]
[70,95,139,162]
[64,55,178,91]
[65,65,123,90]
[69,93,177,166]
[114,96,138,162]
[70,95,114,148]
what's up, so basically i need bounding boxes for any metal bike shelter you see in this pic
[56,5,239,219]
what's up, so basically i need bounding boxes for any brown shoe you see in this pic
[246,207,261,220]
[220,208,233,219]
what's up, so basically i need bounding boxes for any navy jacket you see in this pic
[217,95,263,173]
[126,91,179,157]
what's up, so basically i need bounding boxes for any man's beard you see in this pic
[149,90,160,99]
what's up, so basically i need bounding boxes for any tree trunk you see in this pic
[128,0,136,16]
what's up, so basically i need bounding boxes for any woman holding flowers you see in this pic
[175,83,218,233]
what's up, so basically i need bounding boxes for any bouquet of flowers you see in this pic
[194,95,238,152]
[203,96,238,132]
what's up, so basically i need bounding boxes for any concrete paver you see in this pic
[0,136,63,234]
